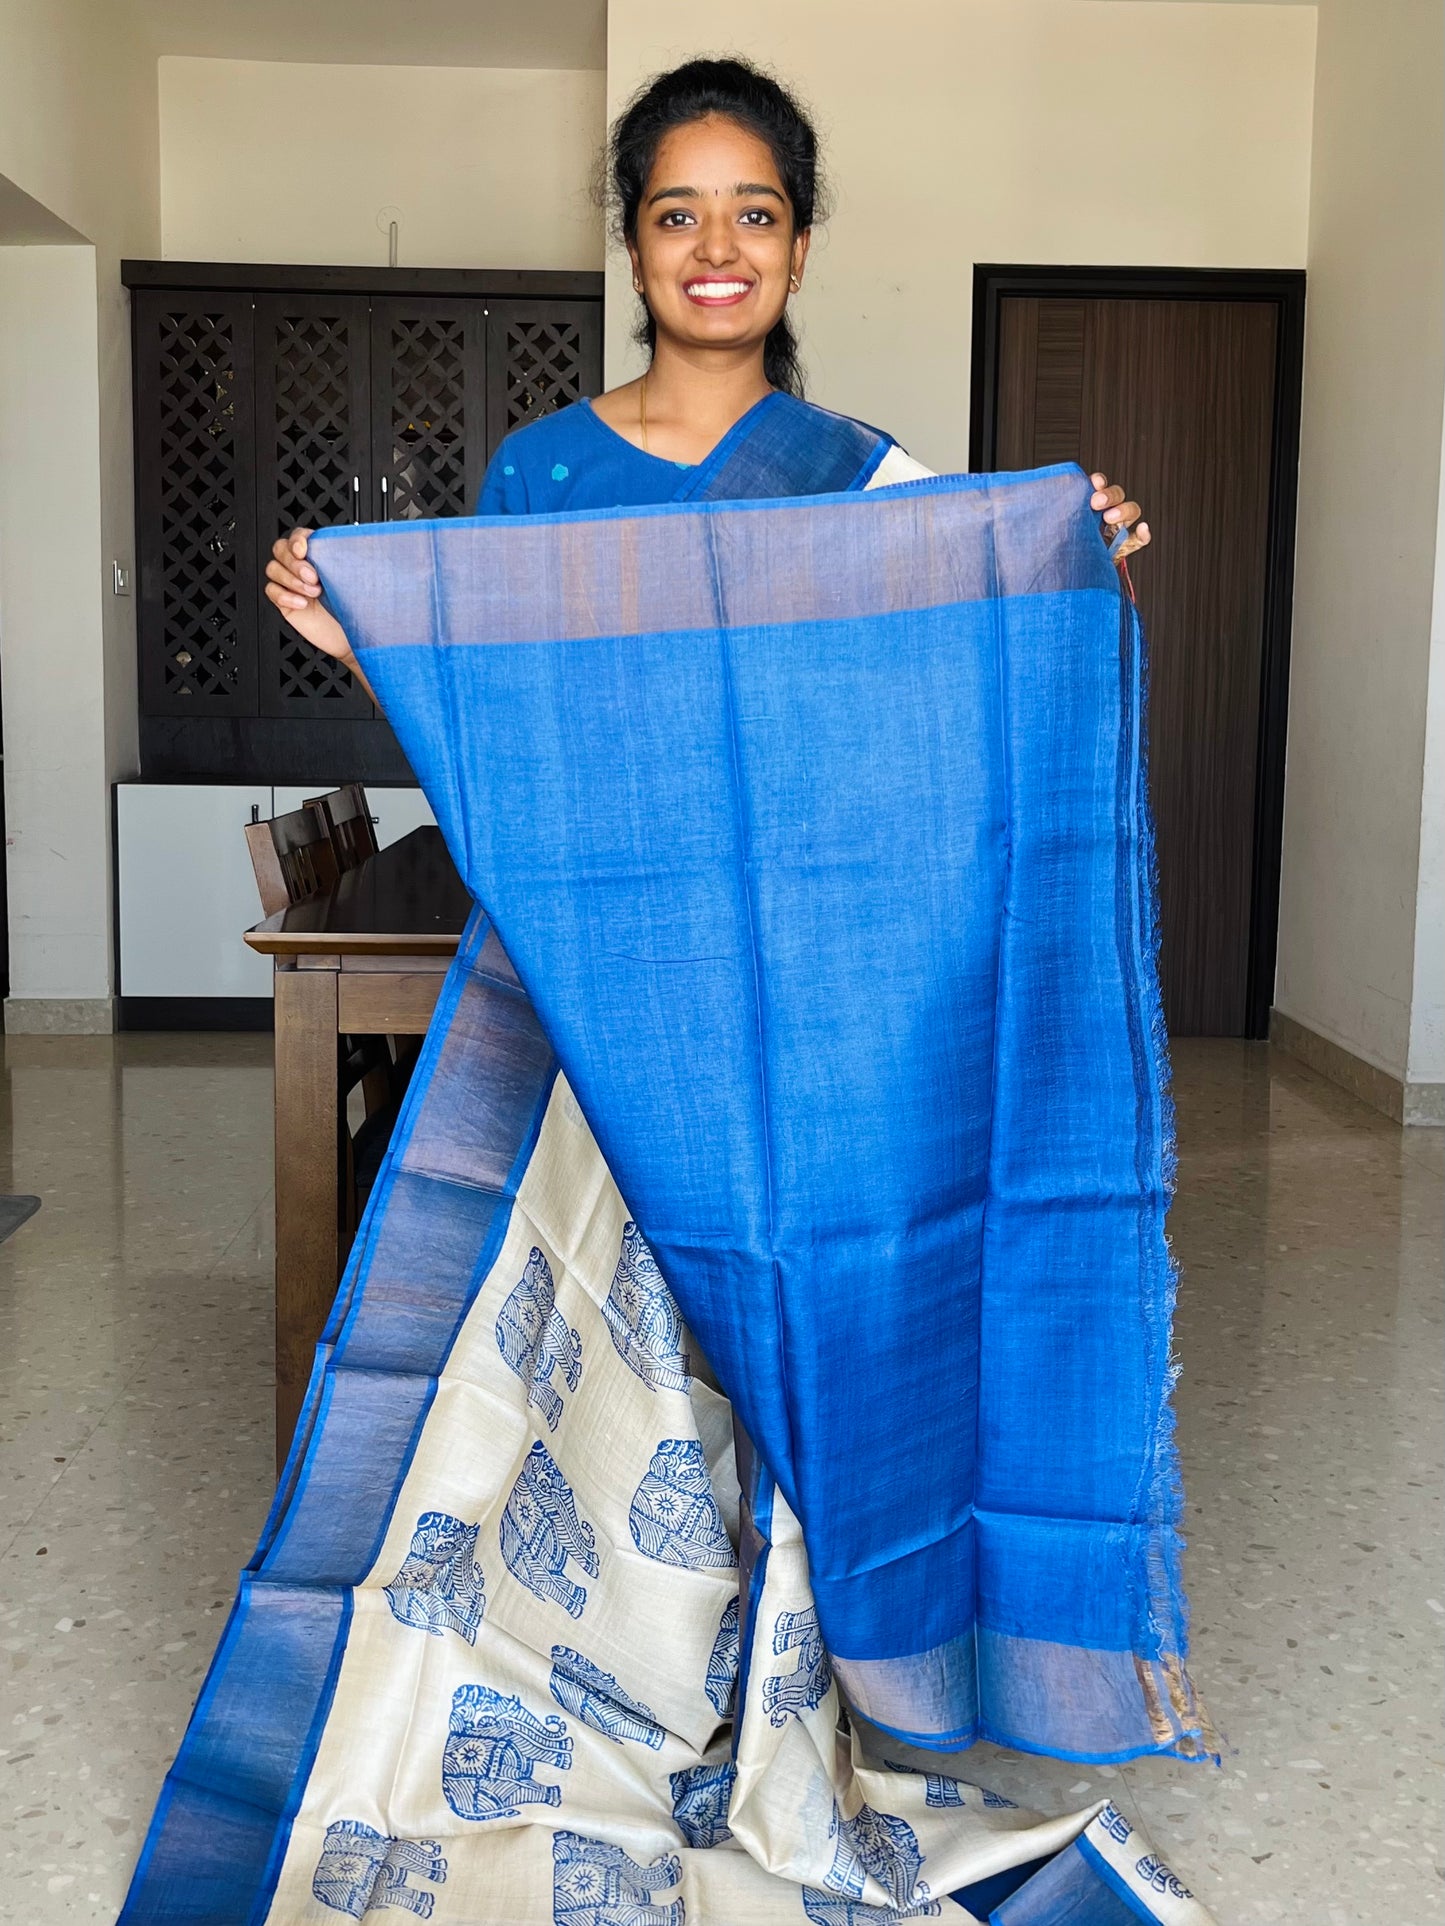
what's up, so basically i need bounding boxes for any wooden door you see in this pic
[253,293,373,719]
[370,296,489,522]
[133,294,259,716]
[486,300,604,459]
[989,293,1284,1037]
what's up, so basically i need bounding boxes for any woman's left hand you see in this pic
[1090,473,1150,564]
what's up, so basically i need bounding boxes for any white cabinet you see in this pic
[117,783,274,998]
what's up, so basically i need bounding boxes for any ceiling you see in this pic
[132,0,607,70]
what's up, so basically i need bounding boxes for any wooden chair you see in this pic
[244,802,399,1241]
[304,782,379,872]
[244,804,340,919]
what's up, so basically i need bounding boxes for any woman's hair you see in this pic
[605,56,827,398]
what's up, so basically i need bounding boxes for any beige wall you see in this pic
[605,0,1317,467]
[0,0,160,1024]
[1275,0,1445,1093]
[160,58,606,269]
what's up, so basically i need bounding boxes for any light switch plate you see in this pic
[112,561,131,596]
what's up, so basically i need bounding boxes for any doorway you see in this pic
[970,266,1305,1038]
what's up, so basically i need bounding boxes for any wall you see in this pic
[160,59,607,269]
[1406,386,1445,1101]
[604,0,1318,466]
[1274,0,1445,1101]
[0,0,160,1028]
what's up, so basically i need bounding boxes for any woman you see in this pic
[265,58,1149,665]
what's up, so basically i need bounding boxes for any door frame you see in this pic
[970,264,1306,1039]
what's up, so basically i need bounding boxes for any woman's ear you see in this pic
[791,227,812,289]
[626,238,645,295]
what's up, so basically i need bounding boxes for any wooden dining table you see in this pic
[246,825,472,1462]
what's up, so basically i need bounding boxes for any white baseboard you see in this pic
[1270,1008,1444,1127]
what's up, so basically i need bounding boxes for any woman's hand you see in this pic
[1089,474,1150,564]
[264,528,352,657]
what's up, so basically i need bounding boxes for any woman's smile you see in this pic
[683,277,756,306]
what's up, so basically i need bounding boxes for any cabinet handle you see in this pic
[380,474,390,521]
[351,475,361,523]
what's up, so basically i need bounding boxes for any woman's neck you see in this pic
[593,338,775,465]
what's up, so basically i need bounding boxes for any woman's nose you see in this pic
[693,215,740,266]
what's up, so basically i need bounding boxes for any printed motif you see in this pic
[603,1221,691,1392]
[549,1644,665,1749]
[669,1761,735,1847]
[981,1789,1018,1810]
[1099,1804,1133,1845]
[704,1594,740,1717]
[1136,1854,1193,1900]
[500,1439,599,1617]
[496,1247,582,1431]
[312,1819,447,1919]
[762,1606,832,1726]
[628,1440,734,1569]
[552,1829,685,1926]
[442,1683,572,1820]
[799,1892,940,1925]
[384,1511,486,1644]
[923,1776,965,1809]
[824,1803,931,1911]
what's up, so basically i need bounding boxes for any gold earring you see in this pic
[633,280,645,295]
[789,275,801,291]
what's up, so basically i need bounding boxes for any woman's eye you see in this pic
[659,210,695,228]
[740,209,775,226]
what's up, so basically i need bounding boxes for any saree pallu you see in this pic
[122,459,1217,1925]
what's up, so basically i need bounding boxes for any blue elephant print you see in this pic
[981,1788,1017,1809]
[800,1891,940,1925]
[628,1440,733,1570]
[602,1221,691,1392]
[669,1761,735,1847]
[549,1644,665,1748]
[312,1819,447,1919]
[496,1247,582,1431]
[923,1775,965,1809]
[441,1683,572,1820]
[1136,1854,1193,1900]
[704,1594,739,1717]
[500,1439,599,1618]
[762,1606,831,1726]
[824,1803,930,1911]
[384,1511,486,1644]
[1098,1804,1133,1845]
[552,1830,684,1926]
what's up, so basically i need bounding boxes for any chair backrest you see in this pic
[244,804,341,917]
[305,782,379,871]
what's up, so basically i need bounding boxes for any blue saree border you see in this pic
[119,911,559,1924]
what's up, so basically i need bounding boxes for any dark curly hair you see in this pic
[605,56,828,398]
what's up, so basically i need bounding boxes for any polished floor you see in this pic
[0,1034,1439,1925]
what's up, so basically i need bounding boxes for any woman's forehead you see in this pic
[647,116,786,193]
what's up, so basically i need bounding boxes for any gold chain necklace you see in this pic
[639,372,649,455]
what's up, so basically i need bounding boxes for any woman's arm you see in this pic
[264,528,379,708]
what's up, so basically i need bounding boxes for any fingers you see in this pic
[1112,521,1151,563]
[265,556,321,608]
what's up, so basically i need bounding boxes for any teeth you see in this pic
[687,281,750,298]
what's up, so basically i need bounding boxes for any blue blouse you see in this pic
[477,397,700,515]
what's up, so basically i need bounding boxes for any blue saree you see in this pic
[121,404,1215,1926]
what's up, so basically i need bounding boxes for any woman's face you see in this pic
[628,114,809,363]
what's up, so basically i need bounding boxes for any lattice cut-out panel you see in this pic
[267,313,358,537]
[385,313,468,519]
[154,311,247,704]
[503,320,585,431]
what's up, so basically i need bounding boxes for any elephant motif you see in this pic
[628,1440,733,1570]
[496,1247,582,1431]
[441,1683,572,1820]
[669,1761,735,1847]
[312,1818,446,1919]
[800,1892,940,1925]
[602,1222,691,1393]
[552,1829,684,1926]
[549,1644,665,1748]
[980,1789,1017,1810]
[1135,1854,1192,1900]
[1099,1804,1133,1845]
[704,1595,739,1717]
[500,1439,599,1618]
[922,1775,964,1809]
[825,1803,930,1911]
[383,1511,486,1644]
[761,1606,831,1726]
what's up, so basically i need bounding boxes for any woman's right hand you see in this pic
[264,528,352,659]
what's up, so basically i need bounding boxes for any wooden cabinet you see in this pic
[125,264,603,778]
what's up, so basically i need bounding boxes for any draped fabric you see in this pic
[122,443,1217,1926]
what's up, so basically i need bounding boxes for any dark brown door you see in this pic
[486,300,604,459]
[989,293,1283,1037]
[370,296,489,522]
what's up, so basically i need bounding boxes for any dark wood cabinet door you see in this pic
[993,293,1279,1037]
[485,300,603,458]
[253,294,373,718]
[134,295,258,715]
[370,297,488,521]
